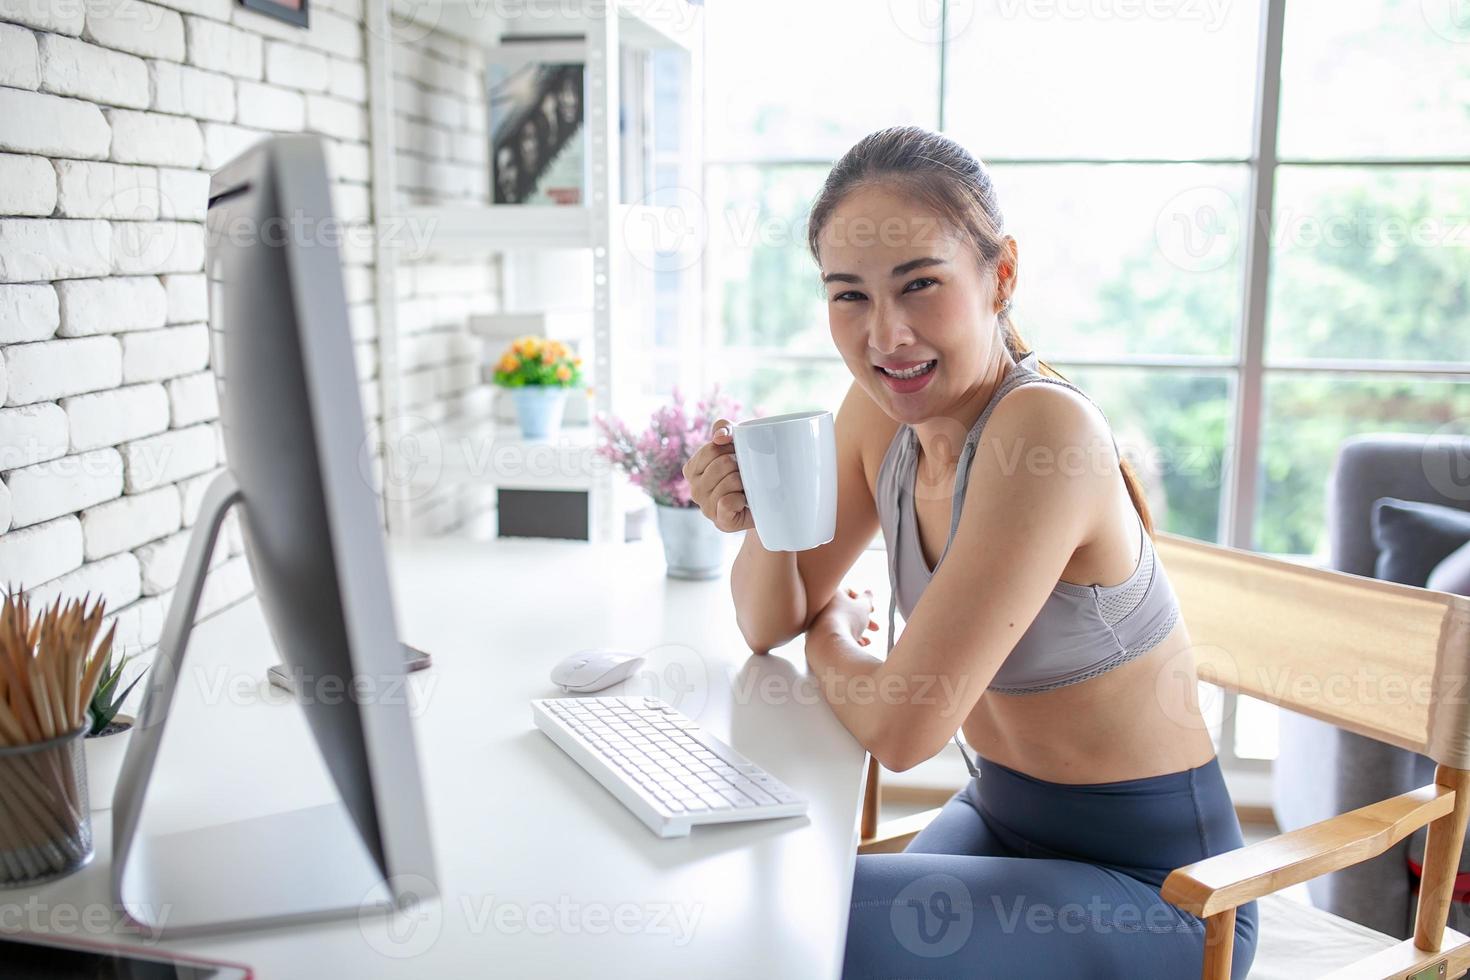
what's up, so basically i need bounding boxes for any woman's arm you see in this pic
[728,383,892,653]
[805,384,1112,770]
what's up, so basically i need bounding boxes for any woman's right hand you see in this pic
[684,418,755,533]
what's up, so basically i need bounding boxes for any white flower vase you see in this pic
[655,504,725,580]
[83,714,134,811]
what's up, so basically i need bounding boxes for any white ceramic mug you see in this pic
[732,410,837,552]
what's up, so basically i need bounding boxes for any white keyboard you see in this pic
[531,696,808,838]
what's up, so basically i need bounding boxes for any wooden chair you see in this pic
[858,532,1470,979]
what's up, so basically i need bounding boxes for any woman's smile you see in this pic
[874,358,938,394]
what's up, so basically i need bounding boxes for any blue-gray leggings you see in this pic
[844,755,1258,979]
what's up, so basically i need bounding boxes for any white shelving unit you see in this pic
[365,0,705,541]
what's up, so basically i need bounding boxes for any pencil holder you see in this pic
[0,726,93,886]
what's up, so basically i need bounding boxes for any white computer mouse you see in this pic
[550,649,646,694]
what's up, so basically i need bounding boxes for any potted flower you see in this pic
[492,335,584,441]
[83,648,146,811]
[596,387,745,580]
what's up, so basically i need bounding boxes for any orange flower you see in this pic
[497,353,519,373]
[541,348,556,364]
[554,364,572,383]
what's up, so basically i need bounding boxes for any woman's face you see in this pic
[817,185,1009,426]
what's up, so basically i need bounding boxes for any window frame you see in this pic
[699,0,1470,771]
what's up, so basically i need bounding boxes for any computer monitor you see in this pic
[110,135,437,936]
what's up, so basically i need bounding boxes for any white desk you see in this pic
[3,536,881,979]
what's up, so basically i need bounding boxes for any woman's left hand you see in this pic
[814,586,880,648]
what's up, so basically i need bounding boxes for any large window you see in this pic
[701,1,1470,765]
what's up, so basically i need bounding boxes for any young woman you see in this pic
[684,126,1257,978]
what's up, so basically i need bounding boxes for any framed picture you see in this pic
[238,0,307,27]
[487,40,587,206]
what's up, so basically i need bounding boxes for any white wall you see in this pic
[0,0,499,665]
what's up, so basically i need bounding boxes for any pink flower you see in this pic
[594,388,747,508]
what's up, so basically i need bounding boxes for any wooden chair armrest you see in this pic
[1162,783,1454,917]
[858,807,944,855]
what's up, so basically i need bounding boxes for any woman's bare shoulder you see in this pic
[834,381,903,483]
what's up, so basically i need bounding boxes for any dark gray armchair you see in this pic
[1272,432,1470,937]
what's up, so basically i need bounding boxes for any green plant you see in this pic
[492,336,584,388]
[87,649,145,736]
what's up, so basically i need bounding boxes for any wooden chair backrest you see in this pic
[1156,533,1470,768]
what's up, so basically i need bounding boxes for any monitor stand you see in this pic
[109,471,408,937]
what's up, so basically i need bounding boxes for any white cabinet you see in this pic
[365,0,705,541]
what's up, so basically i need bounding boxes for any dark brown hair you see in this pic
[806,125,1154,534]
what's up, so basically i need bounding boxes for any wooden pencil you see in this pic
[0,590,115,880]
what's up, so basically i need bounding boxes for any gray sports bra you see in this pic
[876,351,1181,698]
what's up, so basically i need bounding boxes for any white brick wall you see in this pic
[236,80,305,131]
[0,153,57,216]
[0,218,112,282]
[157,167,209,219]
[150,61,234,122]
[121,323,207,382]
[264,40,327,92]
[39,33,150,108]
[80,484,180,559]
[162,272,206,322]
[0,88,110,158]
[107,109,204,167]
[26,551,141,612]
[0,22,39,89]
[112,219,205,274]
[0,284,58,342]
[0,1,502,650]
[54,160,160,219]
[0,403,69,469]
[5,336,121,404]
[56,276,167,335]
[82,0,186,62]
[7,447,124,528]
[185,16,261,79]
[0,515,84,587]
[165,371,217,426]
[0,0,84,36]
[63,383,170,450]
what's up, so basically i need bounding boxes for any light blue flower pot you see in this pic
[655,504,726,580]
[510,386,569,441]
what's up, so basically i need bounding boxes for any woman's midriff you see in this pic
[959,621,1219,785]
